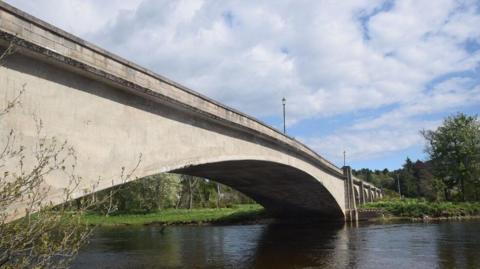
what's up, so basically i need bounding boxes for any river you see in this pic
[71,220,480,269]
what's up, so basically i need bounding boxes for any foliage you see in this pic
[87,173,181,214]
[0,92,90,268]
[354,154,472,201]
[81,204,264,226]
[422,113,480,201]
[353,168,395,190]
[87,173,255,214]
[362,198,480,218]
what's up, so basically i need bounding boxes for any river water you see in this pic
[72,220,480,269]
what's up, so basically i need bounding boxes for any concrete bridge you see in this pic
[0,2,382,222]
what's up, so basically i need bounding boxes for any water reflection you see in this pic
[436,221,480,269]
[72,220,480,269]
[251,222,346,268]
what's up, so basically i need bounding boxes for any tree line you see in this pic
[83,174,255,214]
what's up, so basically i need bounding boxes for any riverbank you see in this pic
[81,200,480,226]
[361,199,480,220]
[81,204,267,226]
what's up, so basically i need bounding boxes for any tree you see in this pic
[399,158,418,197]
[413,160,436,200]
[422,113,480,201]
[0,115,91,268]
[94,173,181,213]
[0,78,91,267]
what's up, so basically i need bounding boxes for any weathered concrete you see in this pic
[359,182,366,205]
[0,2,382,221]
[343,166,358,221]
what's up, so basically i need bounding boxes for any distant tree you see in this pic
[97,173,181,213]
[422,113,480,201]
[399,158,418,197]
[413,160,436,200]
[176,175,200,209]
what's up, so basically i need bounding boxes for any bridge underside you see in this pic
[173,160,344,219]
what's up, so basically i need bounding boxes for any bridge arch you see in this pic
[171,159,344,218]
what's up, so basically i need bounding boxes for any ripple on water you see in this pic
[71,220,480,269]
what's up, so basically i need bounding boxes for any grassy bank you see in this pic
[81,204,266,226]
[361,198,480,218]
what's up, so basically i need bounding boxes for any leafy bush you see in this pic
[362,198,480,217]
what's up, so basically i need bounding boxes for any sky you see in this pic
[5,0,480,170]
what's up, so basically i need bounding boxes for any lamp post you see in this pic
[343,150,346,167]
[282,97,286,134]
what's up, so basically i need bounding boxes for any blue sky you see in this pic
[6,0,480,170]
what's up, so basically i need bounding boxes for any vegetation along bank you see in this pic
[81,204,266,226]
[361,198,480,220]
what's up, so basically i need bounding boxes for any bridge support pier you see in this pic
[359,182,366,205]
[343,166,357,222]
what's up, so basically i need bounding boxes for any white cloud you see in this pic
[351,78,480,130]
[303,125,432,162]
[307,78,480,163]
[5,0,142,36]
[5,0,480,165]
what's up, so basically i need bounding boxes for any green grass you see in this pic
[361,198,480,218]
[81,204,265,226]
